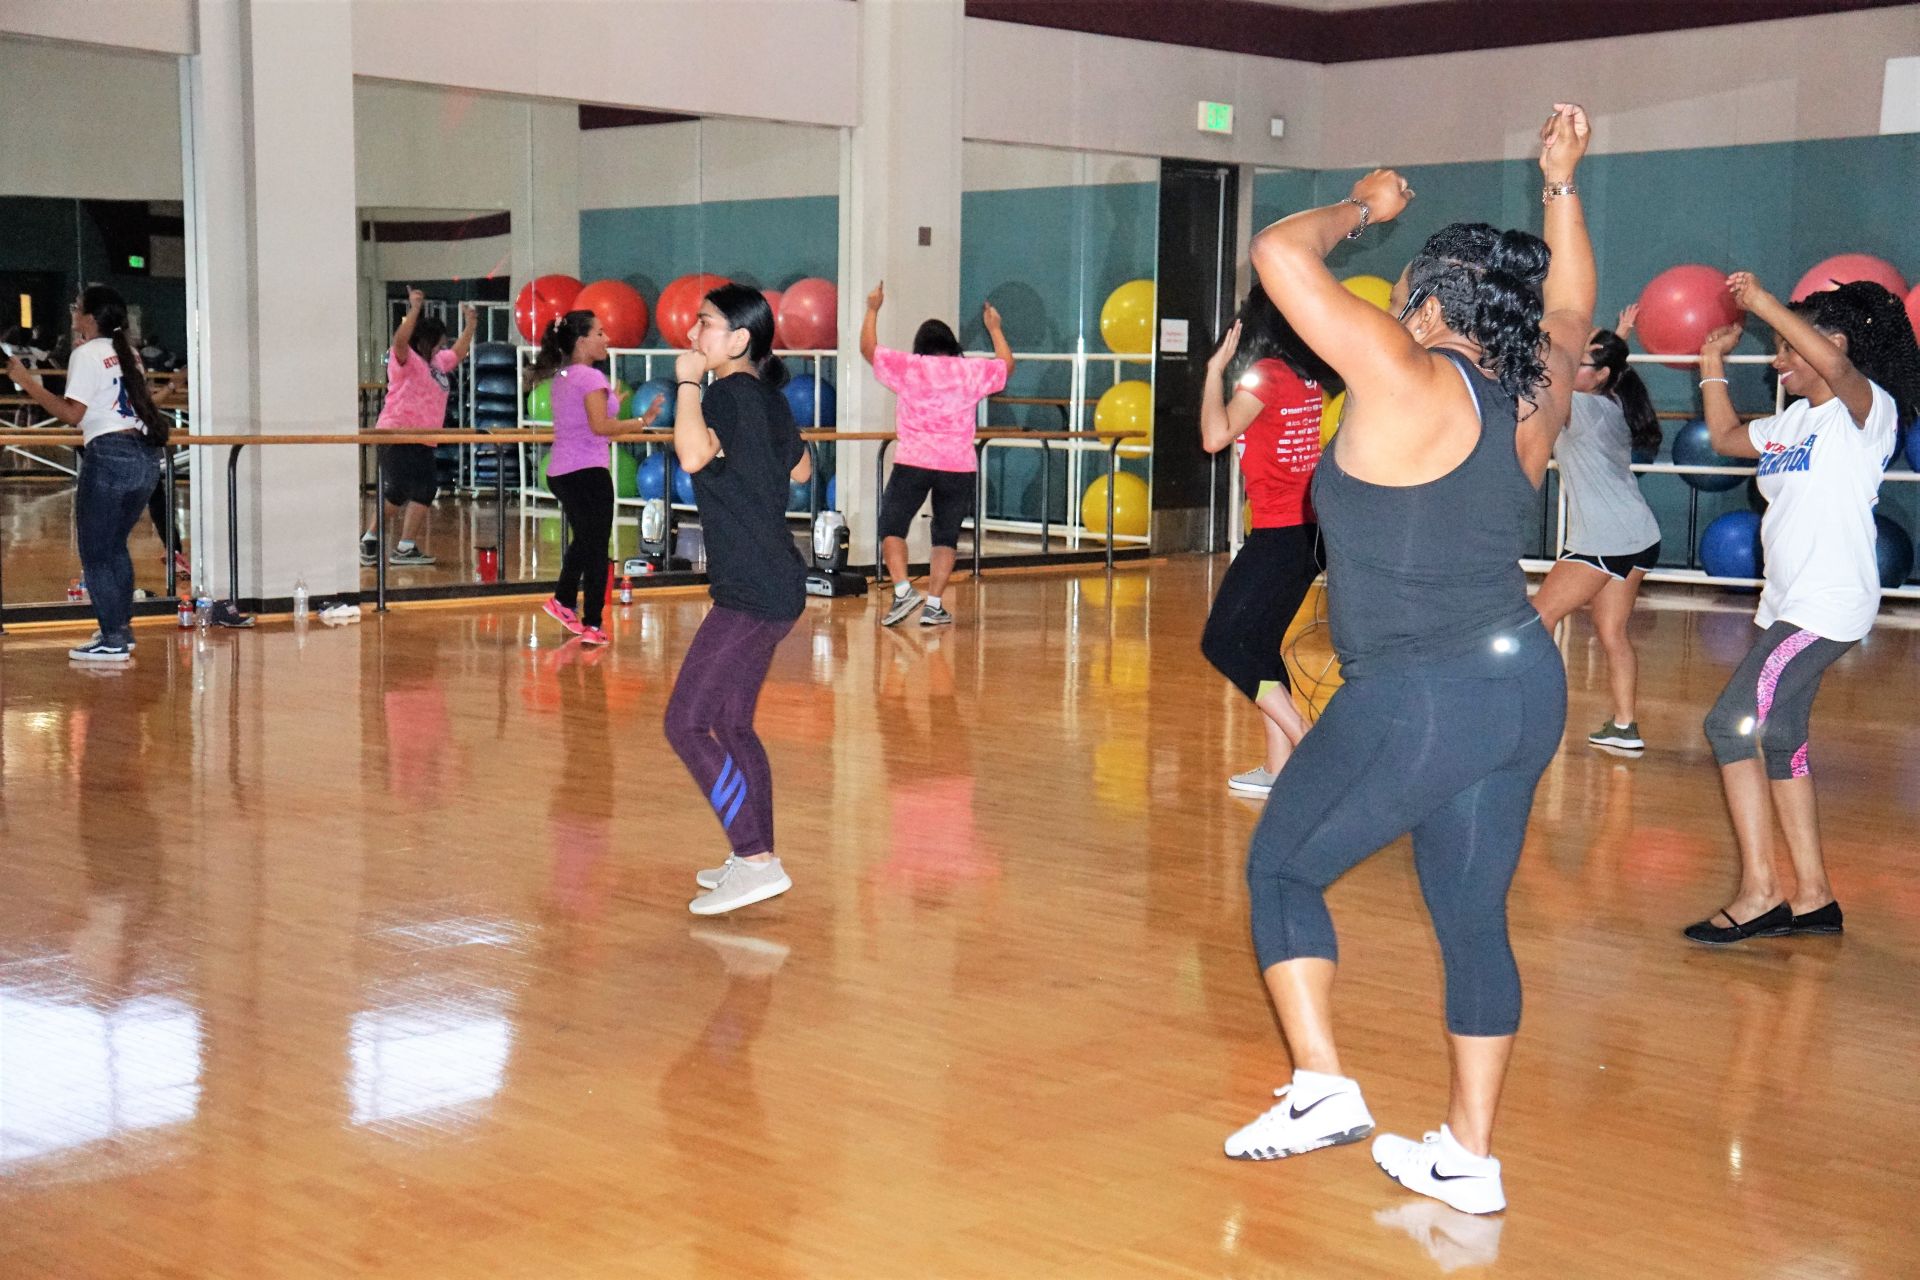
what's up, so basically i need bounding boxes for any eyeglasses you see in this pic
[1397,285,1432,323]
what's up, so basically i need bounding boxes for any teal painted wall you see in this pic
[1253,135,1920,573]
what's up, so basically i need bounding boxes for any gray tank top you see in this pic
[1556,393,1660,556]
[1311,350,1542,676]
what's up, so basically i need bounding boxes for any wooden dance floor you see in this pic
[2,561,1915,1277]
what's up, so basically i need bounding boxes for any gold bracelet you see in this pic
[1542,182,1578,204]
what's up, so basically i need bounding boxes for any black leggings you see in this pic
[665,605,796,856]
[1245,618,1565,1037]
[549,467,614,628]
[1201,524,1323,700]
[1703,620,1854,780]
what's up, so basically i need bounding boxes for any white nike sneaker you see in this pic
[1371,1126,1507,1215]
[1224,1072,1374,1160]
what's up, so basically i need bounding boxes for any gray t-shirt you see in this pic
[1556,393,1660,556]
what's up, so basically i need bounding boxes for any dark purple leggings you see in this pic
[664,605,796,856]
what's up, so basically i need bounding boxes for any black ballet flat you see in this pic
[1787,901,1844,935]
[1683,903,1792,945]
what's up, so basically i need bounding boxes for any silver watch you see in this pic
[1339,197,1371,240]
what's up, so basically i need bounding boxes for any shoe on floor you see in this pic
[882,588,924,627]
[919,603,954,627]
[69,637,133,663]
[543,597,585,636]
[358,535,377,567]
[1224,1071,1374,1161]
[1682,902,1791,945]
[689,856,792,916]
[1372,1127,1507,1216]
[578,625,610,646]
[389,546,436,566]
[1587,720,1645,751]
[1228,765,1278,797]
[1787,901,1844,935]
[81,631,136,652]
[696,854,742,891]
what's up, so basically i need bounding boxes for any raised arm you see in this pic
[1516,102,1596,477]
[983,301,1014,378]
[449,303,479,363]
[671,349,721,472]
[1728,272,1876,428]
[1197,320,1261,453]
[391,287,423,366]
[1698,322,1759,459]
[860,282,882,366]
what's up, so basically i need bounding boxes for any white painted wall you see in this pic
[963,143,1157,192]
[0,37,182,198]
[1317,7,1920,168]
[0,0,193,54]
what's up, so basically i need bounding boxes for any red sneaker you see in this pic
[579,625,610,646]
[543,597,585,635]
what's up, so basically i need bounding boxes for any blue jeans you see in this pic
[77,430,161,643]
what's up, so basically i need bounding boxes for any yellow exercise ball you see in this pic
[1081,472,1151,538]
[1342,274,1394,311]
[1094,379,1153,440]
[1099,279,1155,355]
[1319,390,1345,446]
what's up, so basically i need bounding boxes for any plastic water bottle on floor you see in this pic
[195,595,211,629]
[293,575,309,621]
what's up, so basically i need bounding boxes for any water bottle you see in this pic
[619,575,633,605]
[195,595,211,629]
[177,593,194,629]
[293,576,309,621]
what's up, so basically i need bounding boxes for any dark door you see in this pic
[1152,160,1238,552]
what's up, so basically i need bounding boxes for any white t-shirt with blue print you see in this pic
[1749,379,1898,642]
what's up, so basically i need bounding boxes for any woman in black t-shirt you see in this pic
[666,284,812,916]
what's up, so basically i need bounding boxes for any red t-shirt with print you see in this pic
[1235,358,1326,528]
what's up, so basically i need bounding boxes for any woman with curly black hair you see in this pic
[1219,105,1595,1217]
[1532,304,1664,752]
[1685,274,1918,946]
[1197,285,1342,796]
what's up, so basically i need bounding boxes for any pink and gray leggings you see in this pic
[1704,621,1854,780]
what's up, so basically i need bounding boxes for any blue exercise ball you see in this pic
[1630,439,1659,466]
[1671,419,1746,492]
[1876,512,1915,587]
[783,374,837,428]
[1699,509,1763,579]
[672,464,696,507]
[826,475,837,510]
[1905,422,1920,472]
[787,479,813,513]
[635,452,668,501]
[628,377,677,428]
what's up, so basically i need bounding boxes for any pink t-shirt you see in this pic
[548,364,614,478]
[872,346,1008,473]
[376,347,460,430]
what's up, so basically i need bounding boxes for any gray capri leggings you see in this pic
[1703,621,1854,780]
[1246,619,1565,1037]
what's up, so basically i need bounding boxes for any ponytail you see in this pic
[528,309,596,388]
[703,283,789,390]
[1588,327,1661,457]
[79,285,168,446]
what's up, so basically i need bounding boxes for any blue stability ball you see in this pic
[1671,419,1746,492]
[629,377,677,428]
[1876,512,1915,587]
[787,479,812,513]
[672,464,696,508]
[826,475,837,510]
[783,374,837,429]
[1699,509,1763,579]
[635,452,668,501]
[1906,422,1920,472]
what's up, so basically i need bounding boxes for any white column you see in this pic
[840,0,965,567]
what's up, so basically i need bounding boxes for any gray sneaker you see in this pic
[695,855,742,891]
[919,603,954,627]
[1228,765,1278,796]
[359,534,378,566]
[1588,720,1645,751]
[882,588,924,627]
[689,856,792,916]
[390,546,437,566]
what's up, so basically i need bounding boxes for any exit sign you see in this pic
[1198,101,1233,134]
[126,254,146,270]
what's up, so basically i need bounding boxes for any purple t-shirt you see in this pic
[548,364,614,478]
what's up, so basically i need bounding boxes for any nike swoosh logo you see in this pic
[1428,1168,1483,1182]
[1287,1094,1336,1121]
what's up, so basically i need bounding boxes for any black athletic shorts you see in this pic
[879,463,975,548]
[380,443,439,507]
[1559,539,1659,580]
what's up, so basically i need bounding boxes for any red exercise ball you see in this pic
[1906,283,1920,341]
[1636,265,1742,363]
[514,274,583,343]
[776,277,838,350]
[656,273,732,350]
[761,289,783,320]
[1791,253,1909,303]
[572,279,650,348]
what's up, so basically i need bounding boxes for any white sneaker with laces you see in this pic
[1371,1126,1506,1215]
[1224,1072,1374,1160]
[882,587,924,627]
[689,856,792,916]
[695,854,742,891]
[1227,765,1278,796]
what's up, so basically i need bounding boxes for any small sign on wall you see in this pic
[1197,101,1233,135]
[1160,318,1189,354]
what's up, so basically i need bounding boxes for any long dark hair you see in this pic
[1789,280,1920,429]
[1404,222,1549,404]
[528,309,596,387]
[705,283,789,389]
[912,319,963,358]
[410,314,448,361]
[79,285,167,446]
[1585,327,1660,456]
[1221,283,1343,399]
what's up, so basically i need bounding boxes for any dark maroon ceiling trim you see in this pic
[578,104,702,130]
[362,211,512,244]
[966,0,1911,64]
